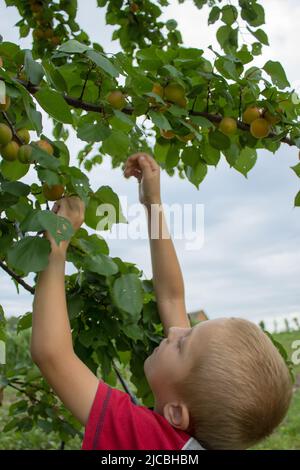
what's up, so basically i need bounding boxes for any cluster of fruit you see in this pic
[0,93,64,200]
[150,82,191,141]
[0,93,31,163]
[218,106,282,139]
[29,0,61,47]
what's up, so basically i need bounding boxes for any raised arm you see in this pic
[124,153,190,336]
[30,197,99,426]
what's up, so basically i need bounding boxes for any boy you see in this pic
[31,153,292,450]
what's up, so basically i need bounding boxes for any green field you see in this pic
[1,329,299,450]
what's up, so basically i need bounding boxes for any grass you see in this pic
[253,389,300,450]
[1,329,299,450]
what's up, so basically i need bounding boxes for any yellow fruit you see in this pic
[16,128,30,145]
[42,184,64,201]
[36,140,54,155]
[242,106,261,124]
[219,117,237,136]
[1,141,19,161]
[163,83,186,106]
[130,2,139,13]
[30,2,43,13]
[160,129,176,140]
[250,118,271,139]
[18,145,33,164]
[33,29,45,40]
[263,110,281,126]
[0,123,13,146]
[107,91,127,110]
[177,96,188,108]
[150,83,164,103]
[51,36,61,46]
[44,28,54,39]
[0,95,11,112]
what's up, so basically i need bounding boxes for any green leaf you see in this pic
[208,6,221,25]
[20,210,74,246]
[31,144,61,171]
[86,50,119,78]
[247,27,269,46]
[148,110,171,130]
[101,129,130,157]
[113,109,135,127]
[24,50,44,85]
[121,322,143,341]
[181,147,200,167]
[185,161,207,189]
[154,142,170,164]
[113,274,143,317]
[241,2,265,27]
[85,186,126,230]
[166,19,178,31]
[1,181,30,197]
[17,312,32,334]
[0,159,30,181]
[216,25,238,51]
[58,39,89,54]
[208,130,231,150]
[42,61,68,93]
[201,142,220,166]
[0,192,19,211]
[35,88,74,124]
[295,191,300,207]
[7,236,51,274]
[291,163,300,178]
[83,253,118,276]
[77,121,111,142]
[221,5,238,26]
[233,147,257,177]
[263,61,290,89]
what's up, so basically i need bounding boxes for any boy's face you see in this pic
[144,319,227,412]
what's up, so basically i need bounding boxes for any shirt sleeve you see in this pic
[81,380,191,450]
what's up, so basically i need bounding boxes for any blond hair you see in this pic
[177,318,293,449]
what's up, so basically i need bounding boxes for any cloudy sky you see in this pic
[0,0,300,332]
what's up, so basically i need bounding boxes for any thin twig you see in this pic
[1,112,24,145]
[78,66,93,101]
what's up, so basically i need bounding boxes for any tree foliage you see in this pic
[0,0,299,446]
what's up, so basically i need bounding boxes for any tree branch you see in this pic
[16,79,296,146]
[0,259,35,294]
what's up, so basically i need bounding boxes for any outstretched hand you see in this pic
[124,153,161,206]
[44,196,85,255]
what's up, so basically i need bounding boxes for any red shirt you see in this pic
[82,380,202,450]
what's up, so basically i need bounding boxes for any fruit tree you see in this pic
[0,0,299,447]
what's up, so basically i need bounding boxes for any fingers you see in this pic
[124,152,159,179]
[51,196,85,219]
[137,155,153,178]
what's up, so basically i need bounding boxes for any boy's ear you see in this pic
[163,402,190,431]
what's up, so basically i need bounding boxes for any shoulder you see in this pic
[82,381,193,450]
